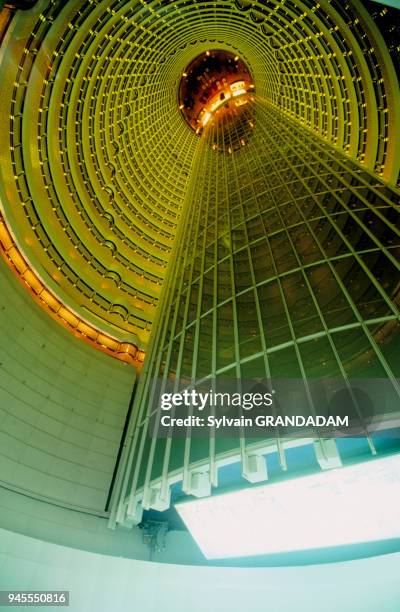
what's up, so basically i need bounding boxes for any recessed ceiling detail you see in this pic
[178,50,254,132]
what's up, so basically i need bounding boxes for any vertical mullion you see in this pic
[258,115,377,452]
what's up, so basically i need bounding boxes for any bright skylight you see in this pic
[175,454,400,559]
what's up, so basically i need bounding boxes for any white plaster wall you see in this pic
[0,258,134,512]
[0,527,399,612]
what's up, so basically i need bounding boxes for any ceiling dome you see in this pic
[0,0,399,365]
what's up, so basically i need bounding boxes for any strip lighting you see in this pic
[0,215,144,368]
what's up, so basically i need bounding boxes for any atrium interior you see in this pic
[0,1,400,610]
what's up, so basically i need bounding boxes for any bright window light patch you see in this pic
[175,454,400,559]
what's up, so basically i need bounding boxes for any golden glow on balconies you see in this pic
[0,214,144,369]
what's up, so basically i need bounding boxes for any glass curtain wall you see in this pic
[110,97,400,526]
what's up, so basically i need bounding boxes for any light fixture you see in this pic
[201,111,212,126]
[175,453,400,559]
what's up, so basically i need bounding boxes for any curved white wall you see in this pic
[0,258,134,512]
[0,527,399,612]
